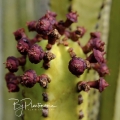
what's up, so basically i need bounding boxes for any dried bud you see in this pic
[17,38,30,55]
[69,26,86,41]
[64,11,78,27]
[43,51,55,69]
[77,81,90,92]
[21,69,37,88]
[75,26,86,38]
[68,57,87,77]
[5,56,19,72]
[27,21,37,31]
[43,61,50,69]
[48,29,60,45]
[43,51,56,62]
[28,44,44,64]
[37,74,51,88]
[13,28,26,41]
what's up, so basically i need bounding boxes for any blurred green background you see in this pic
[0,0,120,120]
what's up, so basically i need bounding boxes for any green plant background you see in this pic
[0,0,120,120]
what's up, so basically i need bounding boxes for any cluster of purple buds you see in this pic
[5,69,51,92]
[5,72,20,92]
[21,70,51,88]
[4,11,109,94]
[68,31,109,92]
[4,56,26,72]
[4,10,110,119]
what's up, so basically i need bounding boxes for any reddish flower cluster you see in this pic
[69,32,109,92]
[4,10,109,95]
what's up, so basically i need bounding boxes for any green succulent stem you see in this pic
[23,41,86,120]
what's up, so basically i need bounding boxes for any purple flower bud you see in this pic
[89,38,105,51]
[5,56,19,72]
[93,49,106,63]
[21,69,37,88]
[36,19,52,36]
[82,37,105,54]
[27,21,37,31]
[28,44,44,64]
[17,38,30,55]
[64,11,78,27]
[36,11,57,37]
[98,77,109,92]
[5,72,20,92]
[46,11,57,25]
[68,57,87,77]
[91,63,109,77]
[7,82,20,92]
[90,32,101,39]
[13,28,26,41]
[98,63,109,77]
[5,72,16,82]
[77,78,109,92]
[87,49,106,64]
